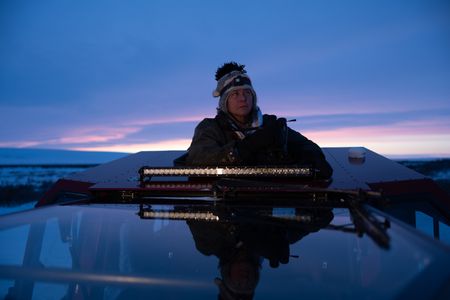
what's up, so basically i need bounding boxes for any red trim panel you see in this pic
[37,179,94,207]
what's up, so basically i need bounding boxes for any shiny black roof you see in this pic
[1,199,450,299]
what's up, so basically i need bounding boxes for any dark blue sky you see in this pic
[1,0,449,157]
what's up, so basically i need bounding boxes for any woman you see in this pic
[180,62,333,179]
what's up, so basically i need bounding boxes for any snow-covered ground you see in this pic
[0,166,89,187]
[0,165,89,216]
[434,170,450,180]
[0,148,129,215]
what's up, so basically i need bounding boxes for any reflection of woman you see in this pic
[187,208,333,299]
[215,245,261,300]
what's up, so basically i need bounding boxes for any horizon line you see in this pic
[1,146,449,160]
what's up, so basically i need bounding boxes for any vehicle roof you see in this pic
[2,147,450,299]
[63,148,426,191]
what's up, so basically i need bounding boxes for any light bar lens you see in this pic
[140,166,312,178]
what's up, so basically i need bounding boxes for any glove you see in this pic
[315,159,333,179]
[276,117,288,151]
[236,115,282,160]
[263,114,278,127]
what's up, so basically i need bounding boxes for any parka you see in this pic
[181,112,333,179]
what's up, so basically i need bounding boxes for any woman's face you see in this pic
[227,88,253,122]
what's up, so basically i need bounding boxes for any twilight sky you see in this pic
[1,0,449,157]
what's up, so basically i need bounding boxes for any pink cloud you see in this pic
[72,139,192,153]
[126,116,203,126]
[304,122,450,156]
[0,141,41,148]
[54,126,141,144]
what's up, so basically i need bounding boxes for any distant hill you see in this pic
[0,148,129,165]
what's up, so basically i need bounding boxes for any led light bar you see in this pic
[140,166,313,179]
[140,210,219,221]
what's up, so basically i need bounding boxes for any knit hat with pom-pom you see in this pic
[213,62,257,114]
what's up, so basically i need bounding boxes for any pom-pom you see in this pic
[215,62,246,81]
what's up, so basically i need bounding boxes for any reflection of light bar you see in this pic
[141,210,219,221]
[140,166,312,178]
[272,215,313,222]
[141,183,212,190]
[141,209,314,224]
